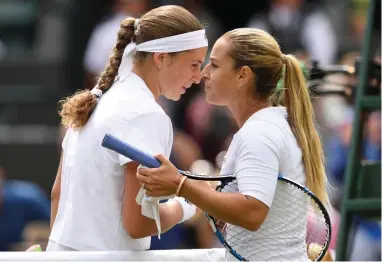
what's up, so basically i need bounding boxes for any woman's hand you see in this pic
[137,154,182,197]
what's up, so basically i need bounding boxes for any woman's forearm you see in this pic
[50,155,63,230]
[149,200,183,235]
[129,200,183,239]
[50,198,59,229]
[135,155,268,231]
[179,179,265,231]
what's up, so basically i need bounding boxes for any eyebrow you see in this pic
[210,58,219,63]
[192,60,203,64]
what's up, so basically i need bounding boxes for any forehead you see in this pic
[210,38,230,60]
[175,47,207,62]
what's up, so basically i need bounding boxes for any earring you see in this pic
[158,65,162,69]
[238,85,241,90]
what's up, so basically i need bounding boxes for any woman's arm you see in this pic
[137,155,270,232]
[50,154,63,229]
[138,122,282,232]
[122,162,183,239]
[114,113,196,238]
[180,179,269,231]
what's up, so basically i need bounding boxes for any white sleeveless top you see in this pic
[49,73,173,251]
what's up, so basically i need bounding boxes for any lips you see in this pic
[182,84,192,92]
[203,80,211,89]
[181,86,188,94]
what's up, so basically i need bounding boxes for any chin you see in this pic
[165,94,181,101]
[204,93,218,105]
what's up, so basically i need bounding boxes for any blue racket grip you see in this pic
[101,134,162,168]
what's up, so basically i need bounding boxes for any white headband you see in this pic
[118,29,208,81]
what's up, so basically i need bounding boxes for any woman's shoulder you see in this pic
[242,107,289,134]
[236,116,286,151]
[105,86,169,121]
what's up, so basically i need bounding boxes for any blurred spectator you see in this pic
[337,0,370,58]
[33,0,72,62]
[183,91,237,164]
[171,130,203,170]
[83,0,151,88]
[247,0,337,65]
[326,110,381,261]
[0,166,50,251]
[312,51,361,155]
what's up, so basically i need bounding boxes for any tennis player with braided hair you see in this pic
[48,5,208,251]
[137,28,330,260]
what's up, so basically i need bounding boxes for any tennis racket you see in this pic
[102,134,332,261]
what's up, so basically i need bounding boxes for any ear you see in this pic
[236,65,253,89]
[153,53,166,68]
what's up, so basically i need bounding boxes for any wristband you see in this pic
[172,196,196,223]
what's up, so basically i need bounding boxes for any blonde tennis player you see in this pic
[48,5,208,251]
[137,28,330,260]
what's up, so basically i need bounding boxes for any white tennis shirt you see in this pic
[49,73,173,251]
[220,107,309,261]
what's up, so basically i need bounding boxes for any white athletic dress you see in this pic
[220,107,309,261]
[47,73,173,251]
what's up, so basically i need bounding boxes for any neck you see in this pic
[228,97,271,128]
[132,63,161,100]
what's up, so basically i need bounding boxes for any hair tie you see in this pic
[281,54,287,64]
[134,19,140,31]
[90,86,103,101]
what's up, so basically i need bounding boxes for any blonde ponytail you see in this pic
[283,54,329,206]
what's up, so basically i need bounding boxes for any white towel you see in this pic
[135,187,175,239]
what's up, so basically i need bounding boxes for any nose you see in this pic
[201,64,210,81]
[191,66,203,84]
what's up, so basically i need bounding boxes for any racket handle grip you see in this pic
[102,134,162,168]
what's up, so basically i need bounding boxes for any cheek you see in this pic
[211,69,235,94]
[167,64,191,85]
[160,68,182,90]
[175,65,193,83]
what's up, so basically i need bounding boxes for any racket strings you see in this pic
[217,182,307,260]
[267,186,328,260]
[271,188,328,245]
[213,180,330,261]
[221,203,307,259]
